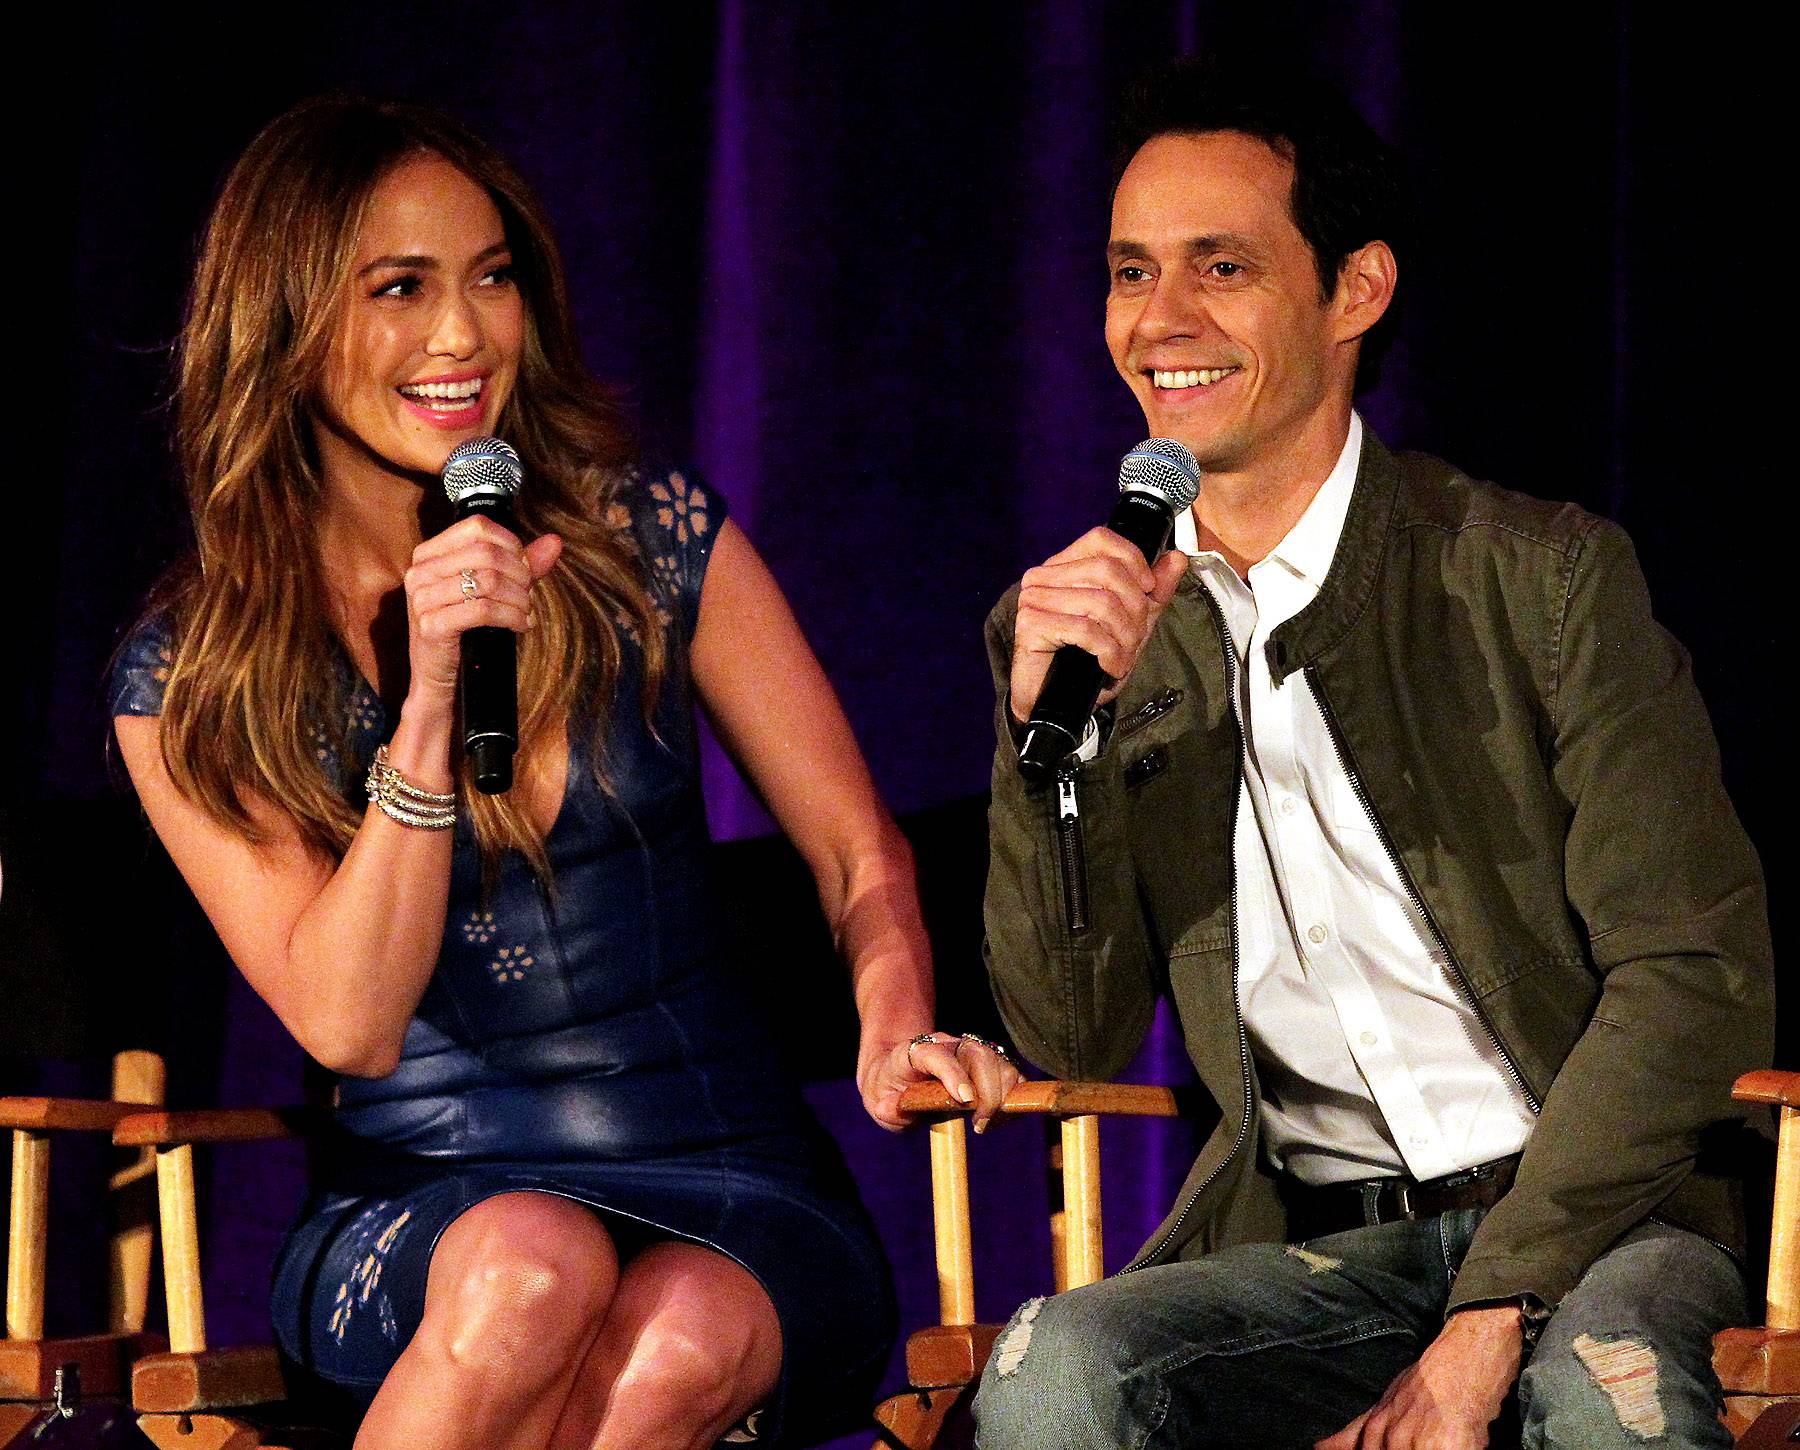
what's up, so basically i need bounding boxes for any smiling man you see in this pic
[972,56,1773,1450]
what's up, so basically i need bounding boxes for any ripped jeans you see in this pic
[971,1211,1743,1449]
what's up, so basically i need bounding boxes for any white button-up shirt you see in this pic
[1174,415,1536,1185]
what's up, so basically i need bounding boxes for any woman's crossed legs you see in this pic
[354,1191,782,1450]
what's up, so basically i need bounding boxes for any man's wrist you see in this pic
[1003,691,1033,751]
[1452,1297,1546,1351]
[1002,696,1102,758]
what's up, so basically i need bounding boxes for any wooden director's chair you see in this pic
[1714,1070,1800,1445]
[109,1102,329,1450]
[874,1071,1800,1450]
[0,1048,167,1442]
[873,1080,1182,1448]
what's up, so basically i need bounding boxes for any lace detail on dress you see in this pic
[616,463,728,644]
[649,469,711,547]
[486,944,536,984]
[110,610,385,796]
[325,1203,411,1347]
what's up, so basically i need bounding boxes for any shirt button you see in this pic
[1410,1134,1430,1147]
[1307,924,1327,945]
[1359,1030,1378,1047]
[1280,796,1298,816]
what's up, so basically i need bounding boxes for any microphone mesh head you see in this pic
[1118,437,1201,509]
[442,437,523,505]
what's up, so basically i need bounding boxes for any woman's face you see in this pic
[314,153,525,484]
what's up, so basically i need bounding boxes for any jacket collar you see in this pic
[1176,427,1401,687]
[1166,428,1404,690]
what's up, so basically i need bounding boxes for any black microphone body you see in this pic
[442,438,526,795]
[455,490,519,794]
[1017,440,1201,783]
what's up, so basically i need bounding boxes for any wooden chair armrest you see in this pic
[904,1080,1185,1327]
[899,1079,1181,1119]
[1734,1070,1800,1109]
[3,1054,167,1345]
[0,1096,151,1132]
[111,1107,321,1148]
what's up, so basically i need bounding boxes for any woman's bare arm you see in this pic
[114,519,560,1076]
[115,703,454,1076]
[690,520,1019,1127]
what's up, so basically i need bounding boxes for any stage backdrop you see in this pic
[13,3,1779,1445]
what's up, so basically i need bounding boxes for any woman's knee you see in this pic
[589,1244,781,1438]
[612,1317,753,1430]
[422,1193,619,1371]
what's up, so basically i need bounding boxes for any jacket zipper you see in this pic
[1123,585,1254,1273]
[1117,687,1184,738]
[1055,765,1090,933]
[1303,663,1541,1115]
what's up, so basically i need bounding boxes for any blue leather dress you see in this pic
[110,468,895,1446]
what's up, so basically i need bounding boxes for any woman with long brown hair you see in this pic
[110,95,1018,1450]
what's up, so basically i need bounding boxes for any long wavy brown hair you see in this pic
[144,95,665,879]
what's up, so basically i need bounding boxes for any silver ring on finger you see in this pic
[907,1031,954,1072]
[956,1033,1008,1061]
[459,568,479,602]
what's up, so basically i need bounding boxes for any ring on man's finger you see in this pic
[906,1031,954,1071]
[459,568,479,602]
[956,1033,1009,1061]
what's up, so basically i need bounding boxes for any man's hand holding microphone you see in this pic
[1011,439,1199,780]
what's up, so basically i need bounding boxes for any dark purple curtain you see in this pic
[12,4,1779,1444]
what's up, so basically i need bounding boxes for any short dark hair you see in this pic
[1113,54,1408,389]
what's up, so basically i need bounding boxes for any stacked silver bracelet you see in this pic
[365,744,457,830]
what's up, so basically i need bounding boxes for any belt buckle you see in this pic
[1358,1176,1420,1227]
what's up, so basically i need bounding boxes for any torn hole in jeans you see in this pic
[1283,1244,1342,1275]
[1572,1332,1667,1439]
[993,1297,1047,1377]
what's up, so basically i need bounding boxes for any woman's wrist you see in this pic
[856,1012,934,1081]
[850,948,933,1017]
[856,993,933,1046]
[383,695,458,792]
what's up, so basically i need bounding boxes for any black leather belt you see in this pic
[1279,1154,1521,1243]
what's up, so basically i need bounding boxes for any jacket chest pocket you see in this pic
[1118,685,1188,793]
[1117,687,1184,739]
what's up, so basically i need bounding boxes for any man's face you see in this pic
[1105,131,1348,478]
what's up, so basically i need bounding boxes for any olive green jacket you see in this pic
[983,433,1774,1313]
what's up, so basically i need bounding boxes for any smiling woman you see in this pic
[108,96,1018,1450]
[318,157,524,465]
[144,97,660,881]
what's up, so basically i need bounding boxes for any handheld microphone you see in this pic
[1016,438,1201,783]
[442,437,524,794]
